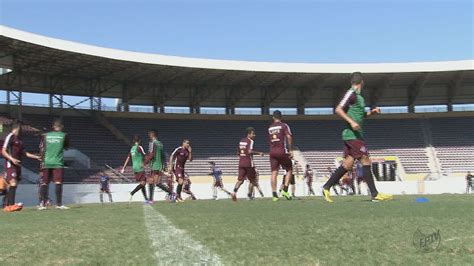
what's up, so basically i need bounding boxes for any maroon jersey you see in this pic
[2,133,25,168]
[238,137,255,168]
[171,147,189,169]
[268,121,292,155]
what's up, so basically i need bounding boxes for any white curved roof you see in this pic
[1,25,472,73]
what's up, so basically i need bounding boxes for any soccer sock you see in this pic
[141,186,148,201]
[108,193,113,202]
[40,185,48,205]
[282,185,289,193]
[323,166,348,190]
[362,165,378,197]
[55,184,63,206]
[7,186,17,206]
[272,192,278,198]
[148,184,154,201]
[157,183,171,194]
[176,184,183,198]
[100,193,104,203]
[131,184,143,196]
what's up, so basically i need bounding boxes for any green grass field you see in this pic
[0,195,473,265]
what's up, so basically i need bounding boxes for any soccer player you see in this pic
[466,171,473,194]
[146,129,171,202]
[2,121,41,212]
[99,171,113,203]
[268,110,293,201]
[39,119,70,210]
[322,72,393,202]
[232,127,264,201]
[209,161,231,200]
[169,139,192,202]
[121,135,148,203]
[304,164,315,196]
[182,172,196,200]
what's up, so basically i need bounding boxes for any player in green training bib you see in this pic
[39,119,70,210]
[121,135,149,203]
[322,72,393,203]
[145,129,171,202]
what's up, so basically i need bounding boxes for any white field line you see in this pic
[143,205,222,266]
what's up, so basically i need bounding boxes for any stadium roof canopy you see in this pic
[0,25,473,114]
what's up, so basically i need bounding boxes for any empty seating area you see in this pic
[430,117,474,173]
[1,111,471,183]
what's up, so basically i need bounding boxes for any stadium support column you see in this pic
[447,71,465,112]
[121,83,129,112]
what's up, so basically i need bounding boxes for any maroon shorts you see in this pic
[5,166,21,182]
[150,170,162,176]
[270,153,293,172]
[174,168,185,181]
[42,168,64,184]
[100,188,111,193]
[214,180,223,188]
[134,172,146,182]
[238,167,257,184]
[343,139,369,160]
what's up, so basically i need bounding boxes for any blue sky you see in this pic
[1,0,472,63]
[0,0,473,109]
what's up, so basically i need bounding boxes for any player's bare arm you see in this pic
[25,152,41,161]
[188,146,193,162]
[335,105,360,131]
[1,147,21,165]
[286,133,293,157]
[121,155,130,173]
[365,107,380,117]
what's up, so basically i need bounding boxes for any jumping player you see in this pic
[209,162,231,200]
[268,110,293,201]
[146,129,171,202]
[322,72,393,202]
[99,171,113,203]
[304,164,315,196]
[232,127,264,201]
[121,135,148,203]
[169,139,192,202]
[2,121,40,212]
[39,119,70,210]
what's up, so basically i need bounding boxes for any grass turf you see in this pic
[0,195,473,265]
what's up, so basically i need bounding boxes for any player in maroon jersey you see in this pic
[268,110,293,201]
[169,139,192,202]
[304,164,315,196]
[1,121,41,212]
[231,127,264,201]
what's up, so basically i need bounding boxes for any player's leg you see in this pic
[38,169,50,210]
[107,190,113,202]
[323,156,354,203]
[270,156,280,201]
[212,185,218,199]
[246,168,257,199]
[280,157,293,200]
[231,168,246,201]
[147,175,155,203]
[175,169,185,202]
[53,169,69,209]
[100,190,104,203]
[359,155,392,201]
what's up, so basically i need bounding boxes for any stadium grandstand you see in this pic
[0,25,473,186]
